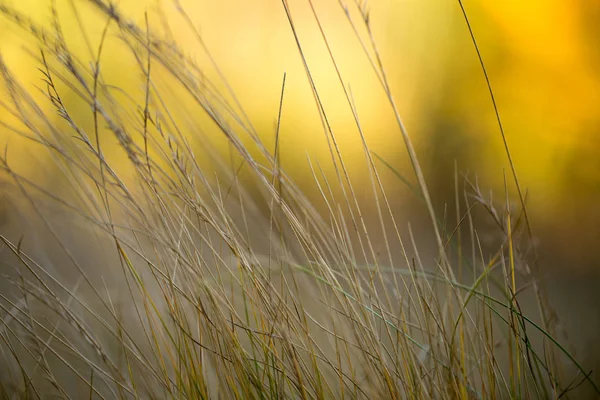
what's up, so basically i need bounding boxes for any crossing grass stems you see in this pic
[0,0,597,398]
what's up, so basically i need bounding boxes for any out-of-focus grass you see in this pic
[0,0,598,398]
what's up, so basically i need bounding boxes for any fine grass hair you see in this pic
[0,0,597,398]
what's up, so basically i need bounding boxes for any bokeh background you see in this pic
[1,0,600,387]
[2,0,599,269]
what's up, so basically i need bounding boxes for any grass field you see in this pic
[0,1,598,398]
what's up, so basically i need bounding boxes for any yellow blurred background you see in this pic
[1,0,599,270]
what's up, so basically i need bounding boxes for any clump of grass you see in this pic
[0,0,597,398]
